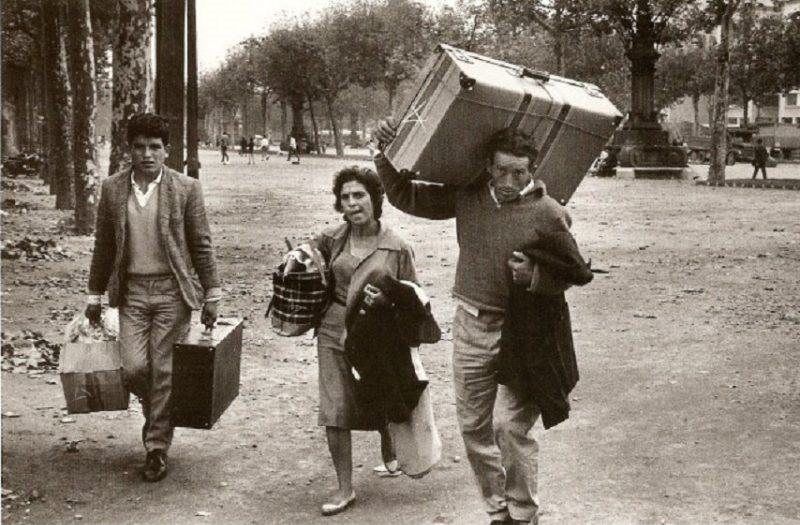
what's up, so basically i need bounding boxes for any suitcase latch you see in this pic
[459,73,476,91]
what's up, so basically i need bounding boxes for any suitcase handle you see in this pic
[516,66,550,83]
[200,324,214,340]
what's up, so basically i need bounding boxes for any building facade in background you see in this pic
[667,0,800,129]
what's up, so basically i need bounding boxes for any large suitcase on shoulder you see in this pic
[384,44,622,204]
[172,318,243,429]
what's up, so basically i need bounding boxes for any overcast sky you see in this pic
[196,0,450,72]
[197,0,334,71]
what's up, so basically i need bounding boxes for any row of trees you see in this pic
[2,0,151,233]
[201,0,799,172]
[3,0,799,233]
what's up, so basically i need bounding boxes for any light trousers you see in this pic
[119,275,191,452]
[452,305,540,522]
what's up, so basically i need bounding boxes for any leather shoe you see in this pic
[142,450,168,482]
[321,491,355,516]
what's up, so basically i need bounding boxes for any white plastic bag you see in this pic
[64,308,118,344]
[283,245,327,283]
[102,308,119,339]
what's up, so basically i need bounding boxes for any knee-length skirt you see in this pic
[316,302,374,430]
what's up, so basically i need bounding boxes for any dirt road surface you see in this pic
[2,152,799,524]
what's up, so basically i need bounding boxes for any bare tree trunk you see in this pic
[709,3,737,183]
[44,1,75,209]
[38,6,51,188]
[742,95,750,128]
[553,30,565,76]
[260,90,268,133]
[110,0,153,176]
[325,95,344,156]
[387,84,396,114]
[67,0,100,234]
[242,96,249,137]
[307,97,320,153]
[289,95,305,140]
[280,99,288,140]
[348,112,359,148]
[691,93,700,136]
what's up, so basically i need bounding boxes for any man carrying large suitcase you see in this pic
[374,121,584,525]
[85,113,222,482]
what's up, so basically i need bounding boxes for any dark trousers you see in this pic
[752,165,767,179]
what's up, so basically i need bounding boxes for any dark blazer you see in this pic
[496,231,592,429]
[88,167,220,309]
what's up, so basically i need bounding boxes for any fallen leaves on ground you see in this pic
[1,330,61,373]
[1,237,72,261]
[2,198,34,213]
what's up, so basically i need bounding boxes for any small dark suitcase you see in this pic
[172,318,243,429]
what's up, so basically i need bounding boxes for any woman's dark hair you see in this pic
[333,166,384,220]
[127,113,170,145]
[485,127,539,168]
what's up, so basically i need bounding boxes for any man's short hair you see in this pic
[485,127,538,168]
[127,113,170,145]
[756,138,764,144]
[333,166,385,220]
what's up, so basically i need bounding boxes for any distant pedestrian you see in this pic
[247,137,255,165]
[752,138,768,180]
[220,133,230,164]
[287,136,300,163]
[240,136,247,157]
[261,140,270,162]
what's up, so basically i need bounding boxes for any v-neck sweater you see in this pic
[126,189,171,275]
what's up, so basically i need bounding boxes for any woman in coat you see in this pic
[309,166,418,516]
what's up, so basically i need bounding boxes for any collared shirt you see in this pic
[488,178,541,208]
[131,169,163,207]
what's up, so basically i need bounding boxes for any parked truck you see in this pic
[755,123,800,161]
[683,126,782,166]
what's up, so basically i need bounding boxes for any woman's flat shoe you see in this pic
[373,460,402,477]
[321,491,356,516]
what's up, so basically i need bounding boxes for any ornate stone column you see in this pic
[613,1,688,177]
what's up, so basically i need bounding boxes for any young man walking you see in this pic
[85,113,222,482]
[374,120,582,525]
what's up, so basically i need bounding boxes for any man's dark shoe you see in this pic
[142,450,168,482]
